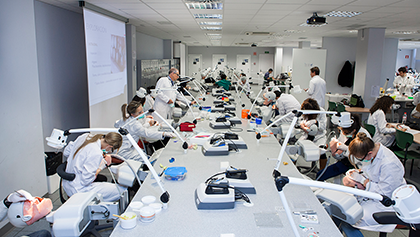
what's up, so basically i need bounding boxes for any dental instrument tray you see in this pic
[164,167,187,181]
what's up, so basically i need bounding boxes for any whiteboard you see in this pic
[291,49,327,107]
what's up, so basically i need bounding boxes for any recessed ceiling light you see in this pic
[206,33,221,36]
[193,14,223,19]
[207,35,222,40]
[325,11,362,17]
[300,23,326,27]
[349,30,358,33]
[200,26,222,31]
[199,22,222,25]
[393,31,417,35]
[186,1,223,10]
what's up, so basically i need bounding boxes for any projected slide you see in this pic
[83,8,127,106]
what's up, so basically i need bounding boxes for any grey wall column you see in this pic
[126,24,137,100]
[163,39,173,59]
[353,28,386,108]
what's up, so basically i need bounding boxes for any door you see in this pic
[236,54,251,76]
[212,54,227,72]
[188,54,202,77]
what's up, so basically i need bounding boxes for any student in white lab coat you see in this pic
[114,101,175,161]
[304,66,326,109]
[273,90,301,123]
[154,68,194,121]
[238,75,251,95]
[63,132,125,202]
[367,96,406,147]
[393,67,415,95]
[338,133,406,235]
[299,98,327,146]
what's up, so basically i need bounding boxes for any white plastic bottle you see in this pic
[402,112,408,124]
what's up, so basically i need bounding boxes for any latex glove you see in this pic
[164,132,177,138]
[337,143,348,151]
[342,176,363,189]
[7,190,34,203]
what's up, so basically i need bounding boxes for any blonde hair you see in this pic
[121,101,142,121]
[74,132,122,158]
[348,132,375,164]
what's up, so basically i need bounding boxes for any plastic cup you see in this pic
[139,206,156,223]
[120,212,137,229]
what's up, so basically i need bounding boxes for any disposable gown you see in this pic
[154,77,190,121]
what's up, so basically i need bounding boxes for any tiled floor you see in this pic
[3,152,420,237]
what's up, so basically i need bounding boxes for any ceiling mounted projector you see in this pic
[306,12,326,25]
[251,43,257,47]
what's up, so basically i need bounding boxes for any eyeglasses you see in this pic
[354,152,369,162]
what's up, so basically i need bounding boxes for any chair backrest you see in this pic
[395,129,414,150]
[56,162,75,181]
[363,123,376,138]
[337,102,346,113]
[328,101,337,111]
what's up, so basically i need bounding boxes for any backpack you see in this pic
[349,94,364,108]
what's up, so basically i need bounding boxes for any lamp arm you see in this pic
[150,110,189,150]
[182,87,202,108]
[274,115,300,170]
[248,88,264,116]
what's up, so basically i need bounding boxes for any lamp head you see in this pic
[331,112,353,128]
[182,141,188,150]
[256,133,261,140]
[45,129,68,149]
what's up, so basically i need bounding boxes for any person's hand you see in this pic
[146,115,153,119]
[387,123,395,128]
[329,139,339,154]
[337,143,348,151]
[104,154,112,166]
[164,132,177,138]
[343,175,363,189]
[7,190,34,203]
[304,88,308,92]
[149,119,156,126]
[190,101,197,105]
[167,99,174,104]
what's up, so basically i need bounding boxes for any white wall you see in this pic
[282,47,294,73]
[396,49,414,71]
[274,47,283,75]
[0,0,48,228]
[187,46,275,78]
[35,1,89,150]
[322,37,357,95]
[136,32,164,60]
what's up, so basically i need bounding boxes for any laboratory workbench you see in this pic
[110,87,342,237]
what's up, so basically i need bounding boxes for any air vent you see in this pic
[244,32,272,36]
[235,43,251,46]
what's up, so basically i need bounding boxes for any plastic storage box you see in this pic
[164,167,187,181]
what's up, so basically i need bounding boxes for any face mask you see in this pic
[345,134,353,138]
[137,114,145,119]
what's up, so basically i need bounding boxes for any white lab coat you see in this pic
[352,144,406,233]
[275,94,301,123]
[299,108,327,146]
[393,74,415,95]
[143,94,154,112]
[63,133,126,202]
[154,76,190,121]
[367,110,396,147]
[114,117,164,161]
[307,75,326,109]
[239,80,251,94]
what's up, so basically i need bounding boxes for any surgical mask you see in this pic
[137,114,145,119]
[345,134,353,138]
[357,159,372,169]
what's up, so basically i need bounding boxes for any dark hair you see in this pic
[398,67,407,73]
[221,73,227,80]
[274,90,282,98]
[340,114,361,135]
[268,68,273,72]
[370,96,394,115]
[310,66,320,75]
[348,132,375,164]
[121,101,142,121]
[132,96,146,105]
[240,73,246,77]
[301,98,319,120]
